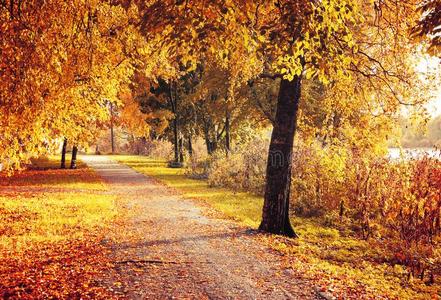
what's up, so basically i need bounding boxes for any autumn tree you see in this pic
[1,1,137,170]
[133,0,360,235]
[2,0,434,241]
[135,0,436,236]
[142,71,201,165]
[412,0,441,57]
[187,64,265,156]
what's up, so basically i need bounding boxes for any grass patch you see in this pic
[0,156,105,190]
[113,155,262,227]
[0,156,117,298]
[114,155,440,299]
[0,156,115,251]
[0,192,116,250]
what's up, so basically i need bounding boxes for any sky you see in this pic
[427,90,441,117]
[417,56,441,117]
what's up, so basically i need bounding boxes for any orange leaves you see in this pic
[411,0,441,57]
[119,94,151,138]
[1,1,139,170]
[0,241,114,299]
[0,157,117,298]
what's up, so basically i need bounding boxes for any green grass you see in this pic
[113,155,263,227]
[0,156,117,298]
[0,156,115,251]
[114,154,441,299]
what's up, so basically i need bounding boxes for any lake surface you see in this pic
[388,148,441,160]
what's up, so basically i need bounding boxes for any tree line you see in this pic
[1,0,440,236]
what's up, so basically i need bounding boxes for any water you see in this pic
[388,148,441,160]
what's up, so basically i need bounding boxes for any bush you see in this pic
[148,139,173,160]
[291,143,348,217]
[185,137,212,179]
[291,143,441,280]
[206,137,268,194]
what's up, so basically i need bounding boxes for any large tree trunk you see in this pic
[70,145,78,169]
[60,138,67,169]
[258,76,302,237]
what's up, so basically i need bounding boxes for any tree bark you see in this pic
[258,76,302,237]
[225,110,231,156]
[205,139,211,155]
[60,138,67,169]
[110,103,115,154]
[70,145,78,169]
[188,134,193,157]
[173,118,179,163]
[179,135,184,163]
[204,126,212,155]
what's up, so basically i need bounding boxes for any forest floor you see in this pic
[0,155,319,299]
[0,157,116,299]
[1,155,439,299]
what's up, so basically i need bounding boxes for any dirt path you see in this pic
[81,155,318,299]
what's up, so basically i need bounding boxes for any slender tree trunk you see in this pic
[137,139,141,155]
[110,126,115,154]
[204,126,212,155]
[225,110,231,156]
[70,145,78,169]
[179,136,184,163]
[206,140,211,155]
[173,118,179,163]
[188,134,193,157]
[60,138,67,169]
[110,109,115,154]
[258,76,302,237]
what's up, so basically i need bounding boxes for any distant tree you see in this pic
[61,139,68,169]
[413,0,441,57]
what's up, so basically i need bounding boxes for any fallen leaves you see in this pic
[0,158,117,299]
[0,240,114,299]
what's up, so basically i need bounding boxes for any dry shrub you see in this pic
[291,143,349,217]
[206,137,268,194]
[119,137,173,160]
[148,139,173,160]
[291,143,441,280]
[186,137,213,179]
[186,155,210,179]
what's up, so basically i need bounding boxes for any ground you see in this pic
[82,155,318,299]
[113,155,441,299]
[0,157,115,299]
[1,155,439,299]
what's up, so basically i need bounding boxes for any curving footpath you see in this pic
[81,155,317,299]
